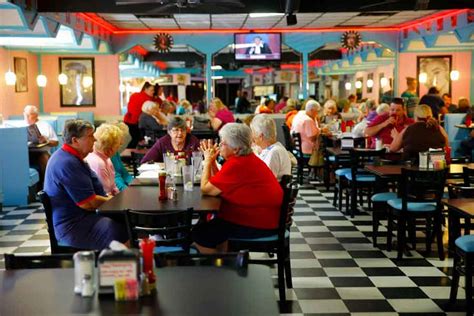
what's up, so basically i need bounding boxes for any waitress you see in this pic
[124,81,155,148]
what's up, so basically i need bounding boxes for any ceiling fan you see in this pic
[115,0,245,13]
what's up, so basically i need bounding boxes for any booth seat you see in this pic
[444,113,469,158]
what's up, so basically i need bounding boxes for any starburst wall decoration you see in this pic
[154,33,174,53]
[341,31,362,50]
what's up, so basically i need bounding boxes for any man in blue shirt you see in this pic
[44,119,128,250]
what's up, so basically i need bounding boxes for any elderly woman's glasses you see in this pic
[170,128,185,134]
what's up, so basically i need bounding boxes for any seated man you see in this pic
[141,116,200,163]
[44,119,128,250]
[364,97,414,147]
[250,114,291,180]
[193,123,283,253]
[24,105,59,186]
[290,100,321,155]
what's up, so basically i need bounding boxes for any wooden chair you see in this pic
[4,253,74,270]
[125,208,194,254]
[449,234,474,315]
[291,132,310,184]
[228,175,299,302]
[463,166,474,186]
[344,148,386,217]
[37,191,83,254]
[386,168,447,260]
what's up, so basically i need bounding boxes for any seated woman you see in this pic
[176,99,193,115]
[139,100,168,144]
[85,123,122,196]
[44,119,128,250]
[250,114,292,181]
[390,104,448,161]
[141,116,200,163]
[208,97,235,131]
[193,123,283,253]
[110,122,133,191]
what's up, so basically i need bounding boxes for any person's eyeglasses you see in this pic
[170,128,185,134]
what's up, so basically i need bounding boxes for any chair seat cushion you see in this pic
[335,168,351,176]
[154,246,198,254]
[29,168,40,187]
[229,230,289,242]
[372,192,398,203]
[387,198,437,212]
[345,173,376,182]
[455,235,474,252]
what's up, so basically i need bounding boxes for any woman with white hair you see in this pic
[250,114,292,180]
[85,123,123,196]
[194,123,283,253]
[390,104,448,161]
[138,100,168,143]
[291,99,321,155]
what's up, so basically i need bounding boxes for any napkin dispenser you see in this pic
[419,148,445,169]
[98,249,140,294]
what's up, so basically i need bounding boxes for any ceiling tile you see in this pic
[174,14,210,28]
[98,14,138,21]
[273,13,323,28]
[112,22,146,29]
[243,17,283,29]
[320,12,360,18]
[140,18,179,28]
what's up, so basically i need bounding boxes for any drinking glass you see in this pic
[191,152,203,180]
[182,165,194,191]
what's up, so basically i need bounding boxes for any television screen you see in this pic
[234,33,281,61]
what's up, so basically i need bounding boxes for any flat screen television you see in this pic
[234,33,281,61]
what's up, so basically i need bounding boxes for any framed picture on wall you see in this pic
[59,57,96,107]
[416,55,451,96]
[14,57,28,93]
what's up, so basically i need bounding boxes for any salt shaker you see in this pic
[74,251,95,294]
[81,274,94,297]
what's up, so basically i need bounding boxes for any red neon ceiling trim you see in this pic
[129,45,148,56]
[79,9,467,35]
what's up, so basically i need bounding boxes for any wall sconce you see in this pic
[58,73,68,85]
[5,70,17,86]
[380,77,388,88]
[418,72,427,84]
[450,70,460,81]
[366,79,374,88]
[344,82,352,90]
[355,80,362,89]
[36,74,47,87]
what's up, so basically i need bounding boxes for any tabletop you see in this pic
[455,124,474,129]
[0,265,279,316]
[98,185,221,213]
[365,163,474,178]
[442,198,474,217]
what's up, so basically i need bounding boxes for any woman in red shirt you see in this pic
[193,123,283,253]
[123,82,154,148]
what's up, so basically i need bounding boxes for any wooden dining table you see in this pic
[443,198,474,253]
[0,264,279,315]
[98,185,221,214]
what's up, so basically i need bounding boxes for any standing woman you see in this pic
[124,82,155,148]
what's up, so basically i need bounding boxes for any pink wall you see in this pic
[41,54,121,116]
[0,48,39,118]
[397,51,471,102]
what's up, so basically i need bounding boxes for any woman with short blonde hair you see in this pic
[208,97,235,131]
[109,122,133,191]
[85,123,122,196]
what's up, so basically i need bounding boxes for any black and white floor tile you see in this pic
[0,181,470,315]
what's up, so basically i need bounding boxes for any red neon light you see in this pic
[154,61,167,69]
[77,13,117,33]
[280,64,301,70]
[129,45,148,56]
[396,9,466,30]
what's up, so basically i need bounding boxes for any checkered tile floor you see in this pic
[0,181,470,315]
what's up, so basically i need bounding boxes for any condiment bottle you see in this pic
[158,171,167,200]
[140,238,156,291]
[73,251,95,294]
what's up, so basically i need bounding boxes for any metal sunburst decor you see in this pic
[154,33,174,53]
[341,31,362,50]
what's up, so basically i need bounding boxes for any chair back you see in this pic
[278,175,299,243]
[37,191,77,254]
[349,148,386,180]
[131,151,146,177]
[155,250,249,270]
[125,208,193,252]
[281,124,295,152]
[400,168,447,209]
[4,253,74,270]
[463,167,474,186]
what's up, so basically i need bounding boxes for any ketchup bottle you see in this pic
[158,171,167,201]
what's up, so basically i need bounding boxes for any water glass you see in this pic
[182,165,194,191]
[191,154,203,180]
[163,154,175,175]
